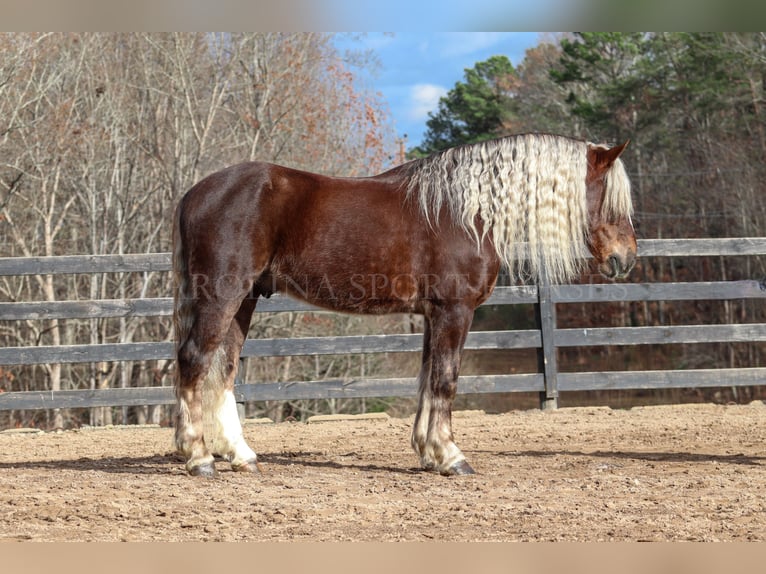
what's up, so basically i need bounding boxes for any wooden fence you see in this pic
[0,238,765,413]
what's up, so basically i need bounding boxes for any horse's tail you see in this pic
[172,197,194,396]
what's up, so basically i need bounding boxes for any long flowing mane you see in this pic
[405,133,633,284]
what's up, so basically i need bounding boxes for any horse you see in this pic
[171,133,637,477]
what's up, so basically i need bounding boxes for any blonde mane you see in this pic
[406,133,633,284]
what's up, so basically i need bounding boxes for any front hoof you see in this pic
[441,460,475,476]
[232,459,261,474]
[188,462,217,478]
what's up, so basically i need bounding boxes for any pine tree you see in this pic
[413,55,517,156]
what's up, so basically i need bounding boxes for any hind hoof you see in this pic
[189,462,217,478]
[442,460,476,476]
[232,459,260,474]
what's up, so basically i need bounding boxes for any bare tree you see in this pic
[0,32,396,429]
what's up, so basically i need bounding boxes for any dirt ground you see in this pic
[1,402,765,542]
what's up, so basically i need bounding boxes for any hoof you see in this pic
[188,462,217,478]
[442,460,475,476]
[232,459,261,474]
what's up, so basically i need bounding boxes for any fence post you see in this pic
[536,269,559,410]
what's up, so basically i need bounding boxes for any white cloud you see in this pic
[408,83,448,122]
[438,32,507,58]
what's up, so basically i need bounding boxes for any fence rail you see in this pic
[1,237,765,413]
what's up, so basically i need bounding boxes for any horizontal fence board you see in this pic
[0,286,537,321]
[481,286,538,304]
[559,368,766,391]
[254,296,320,313]
[242,330,540,358]
[0,253,171,276]
[555,323,766,347]
[241,334,422,357]
[234,374,544,402]
[0,298,172,321]
[637,237,766,257]
[0,374,545,410]
[553,280,766,303]
[0,342,174,366]
[0,295,320,320]
[0,329,541,366]
[0,387,175,410]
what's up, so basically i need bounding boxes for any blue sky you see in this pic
[335,32,543,149]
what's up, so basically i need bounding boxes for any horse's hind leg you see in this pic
[411,320,433,467]
[411,303,475,476]
[175,294,253,476]
[202,296,259,473]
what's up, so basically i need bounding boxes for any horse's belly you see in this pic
[268,263,423,315]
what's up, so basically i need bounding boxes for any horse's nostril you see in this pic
[609,255,620,275]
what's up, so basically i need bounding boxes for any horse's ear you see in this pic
[594,140,629,168]
[612,139,630,159]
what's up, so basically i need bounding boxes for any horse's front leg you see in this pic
[411,304,475,476]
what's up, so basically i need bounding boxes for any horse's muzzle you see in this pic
[600,252,636,280]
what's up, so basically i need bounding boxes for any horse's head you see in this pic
[586,141,637,280]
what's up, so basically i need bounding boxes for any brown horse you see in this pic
[172,133,636,477]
